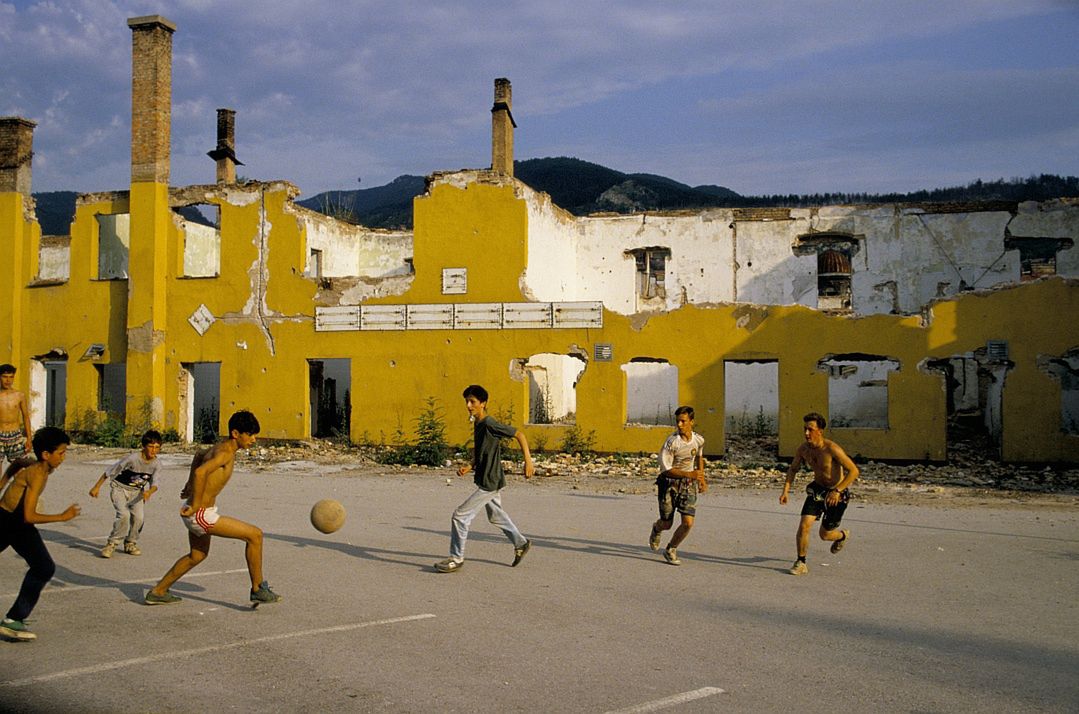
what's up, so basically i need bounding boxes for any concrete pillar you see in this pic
[0,117,36,369]
[126,15,175,426]
[491,78,516,177]
[208,108,243,184]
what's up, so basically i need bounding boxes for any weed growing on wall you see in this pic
[560,424,597,455]
[378,397,450,466]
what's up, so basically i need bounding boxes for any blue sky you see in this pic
[2,1,1077,198]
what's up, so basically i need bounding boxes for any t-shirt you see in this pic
[658,431,705,490]
[472,416,517,492]
[107,452,160,491]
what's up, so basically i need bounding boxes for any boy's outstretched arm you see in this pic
[514,430,534,479]
[89,472,108,498]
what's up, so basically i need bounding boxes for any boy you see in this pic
[0,426,80,641]
[435,385,534,573]
[648,405,707,566]
[0,364,32,470]
[144,410,281,605]
[89,430,163,558]
[779,412,859,575]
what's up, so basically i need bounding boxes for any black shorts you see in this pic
[800,482,850,530]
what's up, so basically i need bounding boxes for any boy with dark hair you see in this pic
[89,429,163,558]
[780,412,860,575]
[648,405,707,566]
[0,364,32,470]
[145,410,281,605]
[435,384,534,573]
[0,426,80,641]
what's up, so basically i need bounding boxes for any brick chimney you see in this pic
[128,15,176,184]
[208,108,243,184]
[491,78,516,177]
[0,117,37,195]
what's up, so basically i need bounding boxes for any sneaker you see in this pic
[512,539,531,567]
[123,543,141,556]
[144,590,182,605]
[830,530,850,554]
[663,547,681,566]
[0,618,36,641]
[435,558,463,573]
[250,581,282,604]
[100,543,115,559]
[648,526,661,552]
[789,560,809,576]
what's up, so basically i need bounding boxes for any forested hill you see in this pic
[29,165,1079,234]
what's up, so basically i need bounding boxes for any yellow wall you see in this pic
[2,177,1077,463]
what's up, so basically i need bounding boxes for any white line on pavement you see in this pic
[604,687,726,713]
[0,613,437,688]
[0,568,248,599]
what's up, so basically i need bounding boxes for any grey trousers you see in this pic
[449,486,526,561]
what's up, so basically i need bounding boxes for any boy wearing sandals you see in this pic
[648,406,707,566]
[145,410,281,606]
[435,385,534,573]
[779,412,859,575]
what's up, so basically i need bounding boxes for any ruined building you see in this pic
[1,15,1077,463]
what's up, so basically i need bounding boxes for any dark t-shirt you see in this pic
[472,416,517,492]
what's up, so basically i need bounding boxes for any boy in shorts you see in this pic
[779,412,860,575]
[0,364,32,470]
[0,427,80,641]
[89,430,163,558]
[648,406,707,566]
[145,410,281,605]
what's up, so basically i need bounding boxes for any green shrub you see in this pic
[377,397,450,466]
[560,424,596,455]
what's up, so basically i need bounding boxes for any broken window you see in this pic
[95,363,126,416]
[622,358,678,425]
[176,204,221,278]
[818,355,899,428]
[1040,352,1079,435]
[795,233,859,312]
[525,353,586,424]
[36,235,70,283]
[625,247,670,302]
[96,213,130,279]
[724,360,778,434]
[1004,236,1074,281]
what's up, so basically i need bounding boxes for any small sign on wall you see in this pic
[594,343,613,362]
[442,268,467,295]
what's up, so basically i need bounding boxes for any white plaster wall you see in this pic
[38,239,70,282]
[180,220,220,277]
[824,359,899,428]
[522,188,578,302]
[622,361,678,425]
[735,218,816,307]
[724,361,778,432]
[302,217,412,279]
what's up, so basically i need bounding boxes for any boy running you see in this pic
[145,410,281,605]
[780,412,859,575]
[435,385,534,573]
[648,406,707,566]
[0,427,79,641]
[89,430,163,558]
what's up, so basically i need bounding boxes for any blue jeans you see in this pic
[0,509,55,621]
[449,487,526,561]
[107,482,145,546]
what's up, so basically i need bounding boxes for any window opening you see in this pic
[1004,236,1073,281]
[622,358,678,426]
[724,361,778,436]
[817,248,852,311]
[180,362,220,443]
[176,204,221,277]
[625,247,670,303]
[309,359,352,439]
[818,356,899,428]
[95,363,126,417]
[96,213,130,279]
[525,353,586,425]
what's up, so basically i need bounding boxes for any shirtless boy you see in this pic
[145,410,281,605]
[0,365,32,470]
[779,412,859,576]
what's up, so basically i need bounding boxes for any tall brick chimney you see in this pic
[0,117,37,195]
[128,15,176,184]
[491,78,516,176]
[208,108,243,184]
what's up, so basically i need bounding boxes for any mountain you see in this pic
[296,174,425,229]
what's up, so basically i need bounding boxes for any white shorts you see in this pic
[181,506,220,536]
